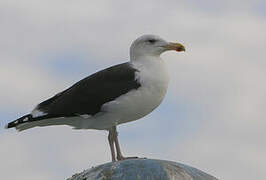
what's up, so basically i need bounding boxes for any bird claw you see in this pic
[117,155,139,161]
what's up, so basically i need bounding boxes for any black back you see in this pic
[7,62,141,128]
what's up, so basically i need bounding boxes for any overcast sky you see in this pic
[1,0,266,179]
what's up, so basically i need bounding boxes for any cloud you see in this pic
[0,127,111,179]
[164,12,266,179]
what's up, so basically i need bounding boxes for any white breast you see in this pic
[128,58,169,119]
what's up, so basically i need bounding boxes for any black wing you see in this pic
[6,62,140,128]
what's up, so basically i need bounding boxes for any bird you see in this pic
[5,34,185,162]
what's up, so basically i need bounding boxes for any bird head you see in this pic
[130,34,185,61]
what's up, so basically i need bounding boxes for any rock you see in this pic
[67,159,218,180]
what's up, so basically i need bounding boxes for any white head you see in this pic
[130,34,185,61]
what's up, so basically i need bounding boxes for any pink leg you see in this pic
[112,126,138,161]
[108,129,116,162]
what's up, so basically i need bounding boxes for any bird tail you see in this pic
[5,114,87,131]
[5,114,33,131]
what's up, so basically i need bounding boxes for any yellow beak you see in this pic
[164,42,186,52]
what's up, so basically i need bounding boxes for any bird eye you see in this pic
[147,39,157,44]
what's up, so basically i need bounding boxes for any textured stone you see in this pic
[67,159,218,180]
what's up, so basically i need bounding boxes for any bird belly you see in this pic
[115,82,168,124]
[88,87,166,130]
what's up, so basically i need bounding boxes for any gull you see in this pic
[6,34,185,161]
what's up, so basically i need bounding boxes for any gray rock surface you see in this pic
[67,159,218,180]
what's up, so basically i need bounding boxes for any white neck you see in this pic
[130,55,169,106]
[130,54,162,62]
[130,55,169,84]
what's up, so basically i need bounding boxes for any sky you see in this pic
[0,0,266,179]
